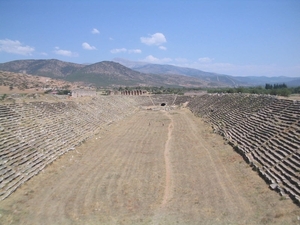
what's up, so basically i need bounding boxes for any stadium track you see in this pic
[0,108,299,224]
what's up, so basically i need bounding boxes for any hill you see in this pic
[0,59,231,88]
[131,63,242,87]
[4,58,297,88]
[0,59,85,78]
[0,70,86,95]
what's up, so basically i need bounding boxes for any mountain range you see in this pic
[113,58,300,87]
[0,58,299,88]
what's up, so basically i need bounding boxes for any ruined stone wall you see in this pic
[121,90,145,96]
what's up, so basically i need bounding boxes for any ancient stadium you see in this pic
[0,93,299,224]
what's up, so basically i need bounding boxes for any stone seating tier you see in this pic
[187,93,300,204]
[0,95,146,200]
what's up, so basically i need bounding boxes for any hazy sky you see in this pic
[0,0,299,77]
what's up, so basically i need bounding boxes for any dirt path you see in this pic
[151,112,174,225]
[0,108,299,225]
[161,112,173,206]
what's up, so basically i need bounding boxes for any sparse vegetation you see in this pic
[56,90,71,95]
[207,84,298,97]
[1,94,7,100]
[44,89,52,94]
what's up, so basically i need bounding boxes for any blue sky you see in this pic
[0,0,299,77]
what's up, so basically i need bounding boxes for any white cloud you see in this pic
[140,33,167,46]
[82,42,96,50]
[159,46,167,50]
[128,49,142,54]
[53,47,78,57]
[91,28,100,34]
[0,39,35,55]
[40,52,48,56]
[110,48,141,54]
[175,58,188,63]
[198,57,214,63]
[110,48,127,54]
[143,55,159,63]
[142,55,172,64]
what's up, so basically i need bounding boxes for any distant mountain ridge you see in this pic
[132,63,240,86]
[113,58,300,87]
[1,59,298,87]
[0,59,228,87]
[232,76,299,87]
[113,58,244,87]
[0,59,85,77]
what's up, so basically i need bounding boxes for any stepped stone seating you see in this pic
[130,96,153,106]
[188,94,300,204]
[174,96,192,105]
[150,94,177,106]
[0,95,145,200]
[1,93,299,204]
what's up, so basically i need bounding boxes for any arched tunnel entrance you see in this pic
[161,103,166,106]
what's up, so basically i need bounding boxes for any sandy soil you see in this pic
[0,86,43,95]
[0,108,299,225]
[0,71,87,95]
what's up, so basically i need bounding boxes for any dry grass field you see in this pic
[0,108,299,225]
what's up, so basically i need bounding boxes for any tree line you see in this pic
[207,83,300,97]
[265,83,287,89]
